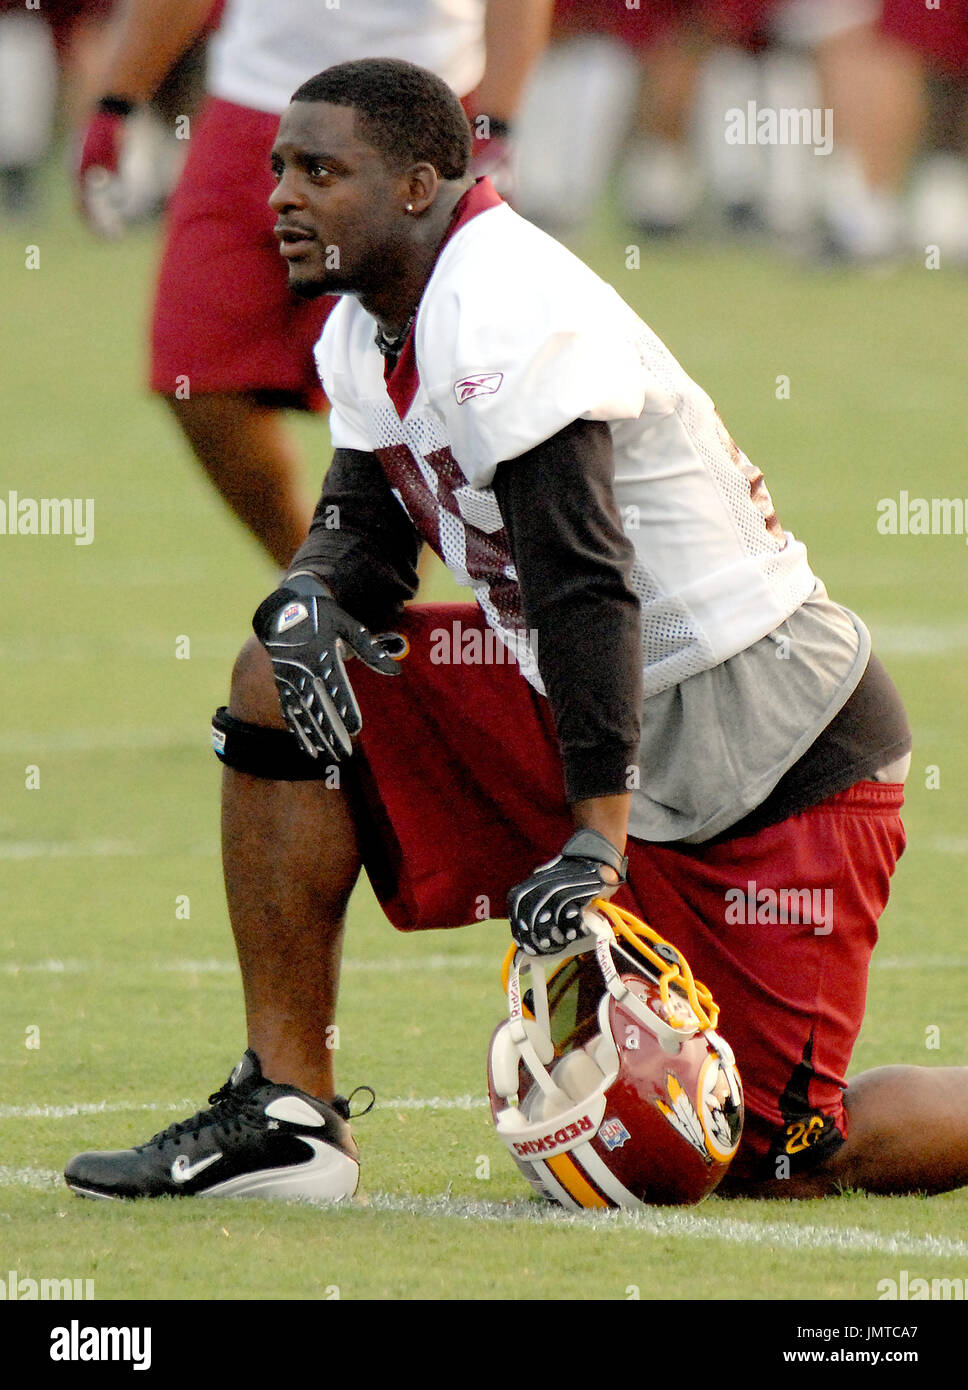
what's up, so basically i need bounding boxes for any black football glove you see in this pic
[507,829,629,956]
[253,574,400,761]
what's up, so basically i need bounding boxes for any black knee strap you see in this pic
[211,706,337,781]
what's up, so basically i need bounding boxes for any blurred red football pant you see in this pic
[151,96,333,408]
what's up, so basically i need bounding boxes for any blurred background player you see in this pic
[74,0,552,567]
[0,0,212,222]
[818,0,968,263]
[514,0,785,236]
[514,0,968,265]
[0,0,115,215]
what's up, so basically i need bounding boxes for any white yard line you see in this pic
[6,952,968,980]
[4,1164,967,1260]
[0,729,202,754]
[0,1100,196,1120]
[375,1095,488,1110]
[1,835,963,859]
[0,1095,488,1120]
[3,955,497,976]
[0,1165,64,1190]
[872,955,968,970]
[0,840,218,860]
[360,1193,968,1259]
[919,836,968,856]
[152,955,498,975]
[864,623,968,656]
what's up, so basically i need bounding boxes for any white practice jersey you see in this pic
[315,181,818,700]
[208,0,486,114]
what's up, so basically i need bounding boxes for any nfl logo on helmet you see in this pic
[598,1118,631,1151]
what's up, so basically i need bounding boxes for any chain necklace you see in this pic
[373,189,470,358]
[375,311,416,359]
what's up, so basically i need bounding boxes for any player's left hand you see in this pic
[507,829,628,955]
[252,574,400,762]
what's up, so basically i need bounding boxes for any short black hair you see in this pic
[291,58,472,181]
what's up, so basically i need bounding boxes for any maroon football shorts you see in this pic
[881,0,968,75]
[552,0,779,50]
[150,96,334,408]
[348,602,907,1182]
[0,0,113,54]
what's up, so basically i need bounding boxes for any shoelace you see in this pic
[346,1086,376,1119]
[140,1082,375,1151]
[140,1081,259,1152]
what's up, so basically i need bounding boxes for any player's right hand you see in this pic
[507,830,628,955]
[76,100,131,239]
[252,575,400,762]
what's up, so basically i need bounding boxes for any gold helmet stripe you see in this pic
[545,1151,610,1209]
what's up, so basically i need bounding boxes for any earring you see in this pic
[405,202,414,212]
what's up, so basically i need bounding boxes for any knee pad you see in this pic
[211,706,337,781]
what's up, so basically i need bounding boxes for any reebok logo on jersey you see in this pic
[454,373,504,404]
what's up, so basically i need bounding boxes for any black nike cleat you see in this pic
[64,1051,367,1202]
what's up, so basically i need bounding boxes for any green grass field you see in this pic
[2,167,968,1309]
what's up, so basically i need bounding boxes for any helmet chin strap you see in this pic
[499,902,732,1107]
[506,950,573,1106]
[591,900,721,1034]
[489,904,745,1208]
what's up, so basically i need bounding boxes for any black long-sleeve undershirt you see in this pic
[287,419,644,804]
[288,446,422,632]
[492,419,643,802]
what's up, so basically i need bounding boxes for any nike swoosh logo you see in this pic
[170,1151,223,1185]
